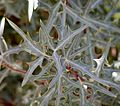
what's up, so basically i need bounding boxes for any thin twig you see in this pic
[1,60,26,74]
[0,59,49,86]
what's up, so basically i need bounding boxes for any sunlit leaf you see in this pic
[93,40,111,76]
[27,0,38,21]
[0,17,5,37]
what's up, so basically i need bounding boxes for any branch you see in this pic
[1,60,26,74]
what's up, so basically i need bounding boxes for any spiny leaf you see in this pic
[3,45,23,56]
[93,40,111,77]
[40,19,54,50]
[40,87,55,106]
[6,18,29,41]
[66,6,120,33]
[6,18,50,57]
[55,24,88,51]
[49,51,63,88]
[65,6,97,30]
[32,61,54,81]
[67,60,120,91]
[84,82,116,97]
[47,1,61,32]
[22,56,44,86]
[56,76,62,106]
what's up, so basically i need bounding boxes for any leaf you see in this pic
[6,18,50,57]
[39,0,51,10]
[3,45,23,56]
[105,9,116,21]
[69,45,90,59]
[46,1,61,32]
[49,74,60,89]
[63,74,85,105]
[84,16,120,33]
[6,18,29,41]
[67,0,83,13]
[27,0,38,21]
[22,42,40,56]
[55,24,88,51]
[84,82,116,97]
[33,0,38,10]
[66,35,81,58]
[49,51,63,88]
[22,56,44,86]
[0,17,5,37]
[60,3,66,40]
[93,40,111,77]
[55,24,72,43]
[66,6,120,33]
[91,0,103,9]
[67,60,120,91]
[52,51,62,73]
[0,17,7,66]
[40,20,54,50]
[65,6,97,30]
[32,61,54,80]
[40,87,55,106]
[56,76,62,106]
[79,83,85,106]
[62,75,80,88]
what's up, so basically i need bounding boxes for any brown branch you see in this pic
[0,60,49,86]
[0,59,49,86]
[1,60,26,74]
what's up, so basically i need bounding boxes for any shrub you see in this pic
[0,0,120,106]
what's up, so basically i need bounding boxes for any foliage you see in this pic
[0,0,120,106]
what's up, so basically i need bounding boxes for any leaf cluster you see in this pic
[0,0,120,106]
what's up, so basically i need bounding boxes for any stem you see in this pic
[1,60,26,74]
